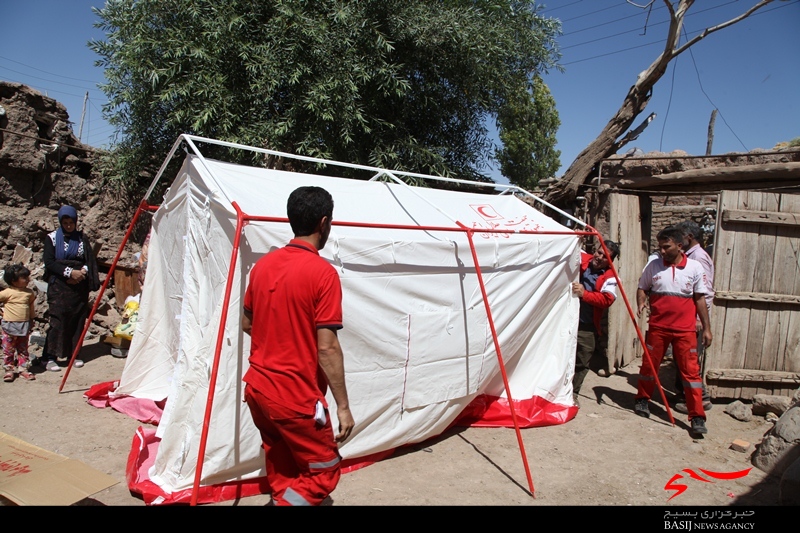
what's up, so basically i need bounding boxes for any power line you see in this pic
[681,26,749,152]
[0,64,104,95]
[0,54,103,85]
[541,0,586,15]
[659,56,679,152]
[559,0,794,56]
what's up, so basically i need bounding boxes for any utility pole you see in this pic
[78,91,88,142]
[705,109,718,156]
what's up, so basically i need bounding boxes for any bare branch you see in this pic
[673,0,774,57]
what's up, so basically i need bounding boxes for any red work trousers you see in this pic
[636,327,706,420]
[244,384,342,506]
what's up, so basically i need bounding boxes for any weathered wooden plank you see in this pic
[756,193,782,386]
[714,291,800,305]
[722,208,800,227]
[721,192,759,375]
[785,310,800,373]
[775,194,800,373]
[606,193,647,371]
[601,162,800,189]
[705,368,800,383]
[742,192,769,398]
[776,194,800,298]
[707,383,796,400]
[709,192,733,376]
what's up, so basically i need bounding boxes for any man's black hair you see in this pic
[3,263,31,286]
[287,186,334,237]
[657,226,684,245]
[676,220,703,243]
[604,240,620,261]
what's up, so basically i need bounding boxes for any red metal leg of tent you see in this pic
[592,228,675,427]
[460,223,536,497]
[190,203,247,506]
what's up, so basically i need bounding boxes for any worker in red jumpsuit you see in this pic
[635,226,712,437]
[242,186,355,506]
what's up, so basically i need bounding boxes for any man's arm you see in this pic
[636,288,648,318]
[694,293,712,347]
[242,308,253,336]
[317,327,354,442]
[579,287,616,309]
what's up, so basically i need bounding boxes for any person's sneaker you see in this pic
[597,368,614,377]
[690,417,708,435]
[73,359,84,368]
[674,400,713,414]
[634,398,650,418]
[45,360,61,372]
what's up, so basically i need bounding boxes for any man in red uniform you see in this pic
[242,186,355,506]
[570,240,620,405]
[635,226,712,437]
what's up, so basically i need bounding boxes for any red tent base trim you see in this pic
[125,427,395,505]
[118,390,576,504]
[85,381,164,425]
[126,427,270,505]
[456,393,577,428]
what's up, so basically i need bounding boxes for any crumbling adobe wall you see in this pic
[0,81,144,337]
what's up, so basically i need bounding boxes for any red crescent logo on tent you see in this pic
[471,204,503,220]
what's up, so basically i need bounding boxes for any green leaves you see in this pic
[90,0,560,189]
[496,74,561,190]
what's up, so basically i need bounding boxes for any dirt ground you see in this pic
[0,339,782,507]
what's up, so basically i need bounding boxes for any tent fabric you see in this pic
[113,154,581,502]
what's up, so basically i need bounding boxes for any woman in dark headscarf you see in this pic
[41,205,100,372]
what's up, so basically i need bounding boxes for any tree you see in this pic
[495,74,561,190]
[545,0,777,206]
[90,0,561,190]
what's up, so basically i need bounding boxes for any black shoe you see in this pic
[690,417,708,435]
[674,400,712,414]
[634,398,650,418]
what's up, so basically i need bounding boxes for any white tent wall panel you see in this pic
[118,155,582,494]
[116,169,190,400]
[149,164,267,492]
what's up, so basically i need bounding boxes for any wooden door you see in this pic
[706,191,800,399]
[605,193,649,372]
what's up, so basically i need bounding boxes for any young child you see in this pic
[1,263,36,382]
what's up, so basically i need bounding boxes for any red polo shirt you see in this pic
[243,239,343,414]
[638,253,708,332]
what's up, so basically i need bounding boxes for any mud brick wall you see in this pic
[649,193,718,252]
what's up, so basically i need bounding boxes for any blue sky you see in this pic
[2,1,798,182]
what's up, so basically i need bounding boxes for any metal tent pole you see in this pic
[190,203,247,505]
[459,223,536,497]
[592,229,675,427]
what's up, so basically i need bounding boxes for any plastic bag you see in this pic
[114,299,140,340]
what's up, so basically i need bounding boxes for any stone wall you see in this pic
[649,193,718,252]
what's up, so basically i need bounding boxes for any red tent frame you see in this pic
[58,134,675,505]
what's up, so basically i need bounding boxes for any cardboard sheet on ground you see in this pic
[0,432,118,506]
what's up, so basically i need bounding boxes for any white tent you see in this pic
[106,135,588,504]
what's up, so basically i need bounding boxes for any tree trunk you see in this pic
[543,0,774,208]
